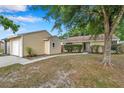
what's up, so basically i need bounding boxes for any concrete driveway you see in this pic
[0,56,29,68]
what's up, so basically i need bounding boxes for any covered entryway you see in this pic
[44,40,50,54]
[83,42,90,52]
[44,36,61,54]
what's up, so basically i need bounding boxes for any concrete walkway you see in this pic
[21,53,88,65]
[0,53,88,68]
[0,56,29,67]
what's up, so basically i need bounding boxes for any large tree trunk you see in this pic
[101,6,124,67]
[101,6,113,67]
[102,33,112,66]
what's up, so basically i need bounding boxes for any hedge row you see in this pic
[90,45,104,53]
[64,44,124,54]
[64,44,82,53]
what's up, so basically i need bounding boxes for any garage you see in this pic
[3,30,61,57]
[10,38,22,57]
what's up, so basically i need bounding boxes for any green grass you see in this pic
[0,54,124,88]
[0,64,22,75]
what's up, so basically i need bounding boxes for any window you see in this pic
[52,43,55,47]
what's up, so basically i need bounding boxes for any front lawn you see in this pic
[0,54,124,88]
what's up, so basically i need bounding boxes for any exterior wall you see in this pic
[90,41,104,46]
[7,41,10,54]
[23,31,51,56]
[90,41,104,53]
[0,42,4,49]
[0,42,4,54]
[98,46,103,53]
[64,41,104,46]
[49,37,61,54]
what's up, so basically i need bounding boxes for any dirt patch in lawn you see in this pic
[0,54,124,88]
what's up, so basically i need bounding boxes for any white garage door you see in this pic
[11,39,21,57]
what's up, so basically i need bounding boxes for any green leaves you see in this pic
[36,5,124,37]
[116,19,124,40]
[0,15,19,33]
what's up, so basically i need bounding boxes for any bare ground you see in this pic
[0,54,124,88]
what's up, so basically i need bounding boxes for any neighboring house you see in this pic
[3,30,61,57]
[0,41,4,49]
[117,41,124,44]
[62,34,120,53]
[0,41,4,54]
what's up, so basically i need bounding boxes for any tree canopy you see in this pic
[0,15,20,33]
[60,27,89,39]
[39,6,123,35]
[116,19,124,40]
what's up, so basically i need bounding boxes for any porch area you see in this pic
[62,42,91,53]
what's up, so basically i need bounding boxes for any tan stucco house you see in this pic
[3,30,61,57]
[62,34,120,53]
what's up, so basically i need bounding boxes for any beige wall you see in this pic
[0,42,4,49]
[49,37,61,54]
[7,41,10,54]
[3,40,10,54]
[23,31,51,56]
[90,41,104,46]
[90,41,104,53]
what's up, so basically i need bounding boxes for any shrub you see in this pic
[111,45,117,51]
[64,44,82,53]
[91,45,103,53]
[117,44,124,53]
[111,44,118,53]
[25,47,33,57]
[64,45,73,52]
[111,44,124,54]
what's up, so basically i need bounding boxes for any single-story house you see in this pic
[3,30,61,57]
[62,34,120,53]
[0,41,4,54]
[0,41,4,49]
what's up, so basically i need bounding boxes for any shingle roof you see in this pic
[43,36,58,41]
[64,34,119,43]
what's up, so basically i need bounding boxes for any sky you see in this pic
[0,5,66,39]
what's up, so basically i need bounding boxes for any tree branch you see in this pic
[110,6,124,35]
[101,6,110,35]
